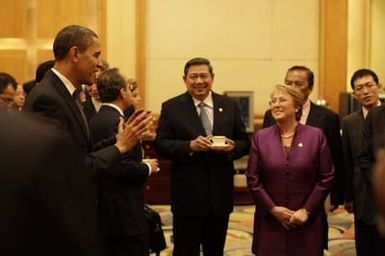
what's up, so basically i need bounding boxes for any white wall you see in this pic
[144,0,320,115]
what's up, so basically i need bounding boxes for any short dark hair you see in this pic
[287,65,314,90]
[97,68,127,103]
[350,68,379,90]
[0,72,18,93]
[184,57,213,76]
[53,25,98,61]
[35,60,55,83]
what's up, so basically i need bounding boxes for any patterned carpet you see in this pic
[151,205,355,256]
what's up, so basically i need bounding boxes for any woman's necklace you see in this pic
[281,133,294,139]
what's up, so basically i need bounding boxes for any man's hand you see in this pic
[190,135,212,152]
[115,109,152,154]
[210,137,235,153]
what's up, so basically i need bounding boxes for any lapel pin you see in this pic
[218,108,223,112]
[298,143,303,147]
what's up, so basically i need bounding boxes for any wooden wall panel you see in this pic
[0,0,27,37]
[37,50,54,64]
[319,0,348,113]
[0,50,28,84]
[37,0,90,38]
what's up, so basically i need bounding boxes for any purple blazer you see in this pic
[246,124,334,256]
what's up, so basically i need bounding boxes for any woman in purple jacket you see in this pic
[246,84,334,256]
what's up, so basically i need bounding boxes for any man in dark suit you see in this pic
[23,25,151,181]
[155,57,250,256]
[353,69,385,255]
[89,68,159,256]
[0,110,106,256]
[262,65,344,249]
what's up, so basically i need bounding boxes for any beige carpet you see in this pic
[151,205,355,256]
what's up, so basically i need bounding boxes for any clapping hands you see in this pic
[115,109,153,154]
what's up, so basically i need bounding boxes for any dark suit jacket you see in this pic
[358,105,385,184]
[89,105,150,236]
[0,110,106,256]
[23,70,121,199]
[155,91,250,216]
[342,110,376,225]
[262,102,344,205]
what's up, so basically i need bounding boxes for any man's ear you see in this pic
[69,46,80,62]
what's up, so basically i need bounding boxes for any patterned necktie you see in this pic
[73,89,90,138]
[199,101,212,136]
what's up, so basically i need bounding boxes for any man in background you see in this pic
[342,68,384,255]
[89,68,159,256]
[263,65,344,249]
[155,57,250,256]
[0,72,17,109]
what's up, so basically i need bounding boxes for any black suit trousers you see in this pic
[172,214,229,256]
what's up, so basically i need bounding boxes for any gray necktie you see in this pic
[199,102,212,136]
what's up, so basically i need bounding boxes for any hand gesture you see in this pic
[115,109,152,154]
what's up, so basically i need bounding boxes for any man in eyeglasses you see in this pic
[348,69,385,255]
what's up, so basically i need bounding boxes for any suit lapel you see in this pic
[48,71,90,140]
[212,92,224,135]
[306,102,322,127]
[182,92,207,136]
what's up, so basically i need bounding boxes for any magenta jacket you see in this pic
[247,124,334,256]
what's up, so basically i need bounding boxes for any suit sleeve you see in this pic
[155,102,195,161]
[326,112,345,205]
[303,131,335,214]
[246,132,276,215]
[341,118,353,202]
[230,100,251,160]
[24,94,121,180]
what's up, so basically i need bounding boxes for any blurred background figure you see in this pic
[128,78,141,108]
[0,109,107,256]
[23,60,55,95]
[124,78,157,139]
[0,72,17,109]
[374,148,385,234]
[87,59,109,112]
[13,84,26,111]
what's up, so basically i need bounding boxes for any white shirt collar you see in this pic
[51,68,77,95]
[192,91,213,108]
[101,103,125,117]
[362,100,382,118]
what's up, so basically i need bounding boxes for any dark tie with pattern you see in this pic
[73,89,90,138]
[199,101,212,136]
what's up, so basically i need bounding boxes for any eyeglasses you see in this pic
[354,82,377,93]
[269,97,290,106]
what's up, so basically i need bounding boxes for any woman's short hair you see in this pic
[270,84,305,121]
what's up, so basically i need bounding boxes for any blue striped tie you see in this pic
[199,102,212,135]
